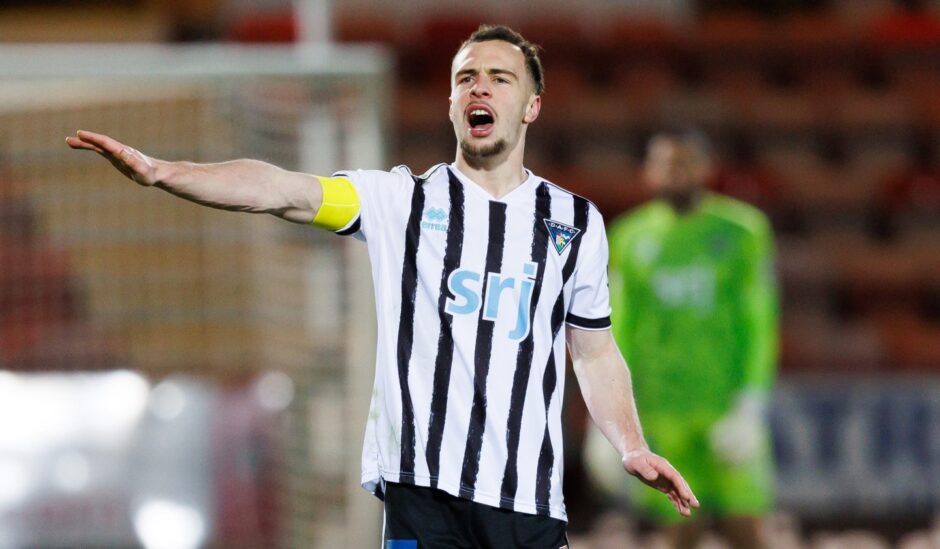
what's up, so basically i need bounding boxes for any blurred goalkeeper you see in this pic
[589,129,778,548]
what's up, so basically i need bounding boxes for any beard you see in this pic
[657,185,703,214]
[459,138,508,161]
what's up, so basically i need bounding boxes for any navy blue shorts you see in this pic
[383,482,569,549]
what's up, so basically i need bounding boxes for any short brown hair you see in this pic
[456,24,545,95]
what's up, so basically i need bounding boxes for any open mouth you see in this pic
[467,106,495,137]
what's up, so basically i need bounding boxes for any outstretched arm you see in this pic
[66,130,324,224]
[567,326,699,516]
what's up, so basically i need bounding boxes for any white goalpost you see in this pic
[0,43,388,548]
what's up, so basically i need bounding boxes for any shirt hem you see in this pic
[361,469,568,522]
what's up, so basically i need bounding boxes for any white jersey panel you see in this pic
[566,203,612,330]
[340,167,415,489]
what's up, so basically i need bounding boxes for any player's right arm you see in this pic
[65,130,348,227]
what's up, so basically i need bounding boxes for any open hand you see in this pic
[622,448,699,516]
[66,130,160,186]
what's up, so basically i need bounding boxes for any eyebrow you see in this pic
[455,67,519,81]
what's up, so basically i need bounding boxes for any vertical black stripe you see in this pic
[499,182,552,509]
[561,197,589,286]
[426,169,466,488]
[459,201,507,499]
[534,352,557,515]
[535,195,590,511]
[396,177,426,483]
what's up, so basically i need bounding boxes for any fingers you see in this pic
[667,492,691,516]
[635,454,699,515]
[655,462,697,507]
[65,135,106,154]
[66,130,156,186]
[624,451,700,516]
[72,130,127,157]
[66,130,131,160]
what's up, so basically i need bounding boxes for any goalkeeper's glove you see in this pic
[709,389,768,466]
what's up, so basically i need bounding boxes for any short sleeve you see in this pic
[333,167,414,242]
[566,206,612,330]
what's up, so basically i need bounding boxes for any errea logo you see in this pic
[422,207,448,232]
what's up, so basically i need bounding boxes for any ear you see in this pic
[523,95,541,124]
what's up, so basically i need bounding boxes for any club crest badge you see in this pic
[544,219,582,255]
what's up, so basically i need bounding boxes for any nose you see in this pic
[470,76,491,97]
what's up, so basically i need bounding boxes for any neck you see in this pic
[454,136,528,199]
[663,188,705,215]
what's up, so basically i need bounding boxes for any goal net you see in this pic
[0,43,387,548]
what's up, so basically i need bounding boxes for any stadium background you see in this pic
[1,0,938,547]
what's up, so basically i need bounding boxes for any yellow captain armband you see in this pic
[311,176,360,231]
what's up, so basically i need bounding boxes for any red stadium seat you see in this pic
[696,11,770,53]
[554,160,650,220]
[605,16,680,53]
[775,11,856,56]
[709,162,783,214]
[0,194,35,245]
[421,13,488,55]
[655,88,735,134]
[828,234,924,316]
[516,17,587,59]
[780,310,884,372]
[566,85,645,133]
[829,87,913,134]
[227,11,297,43]
[0,319,119,372]
[412,14,490,90]
[596,17,683,82]
[873,311,940,371]
[334,13,400,44]
[776,236,838,306]
[529,64,592,133]
[697,11,770,48]
[0,239,77,324]
[868,6,940,49]
[874,165,940,237]
[610,59,681,115]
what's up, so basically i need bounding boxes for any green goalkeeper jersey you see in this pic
[608,193,778,417]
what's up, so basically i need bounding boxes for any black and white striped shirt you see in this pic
[337,163,611,521]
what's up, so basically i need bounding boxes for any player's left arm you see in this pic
[567,326,699,516]
[742,218,779,392]
[709,218,780,464]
